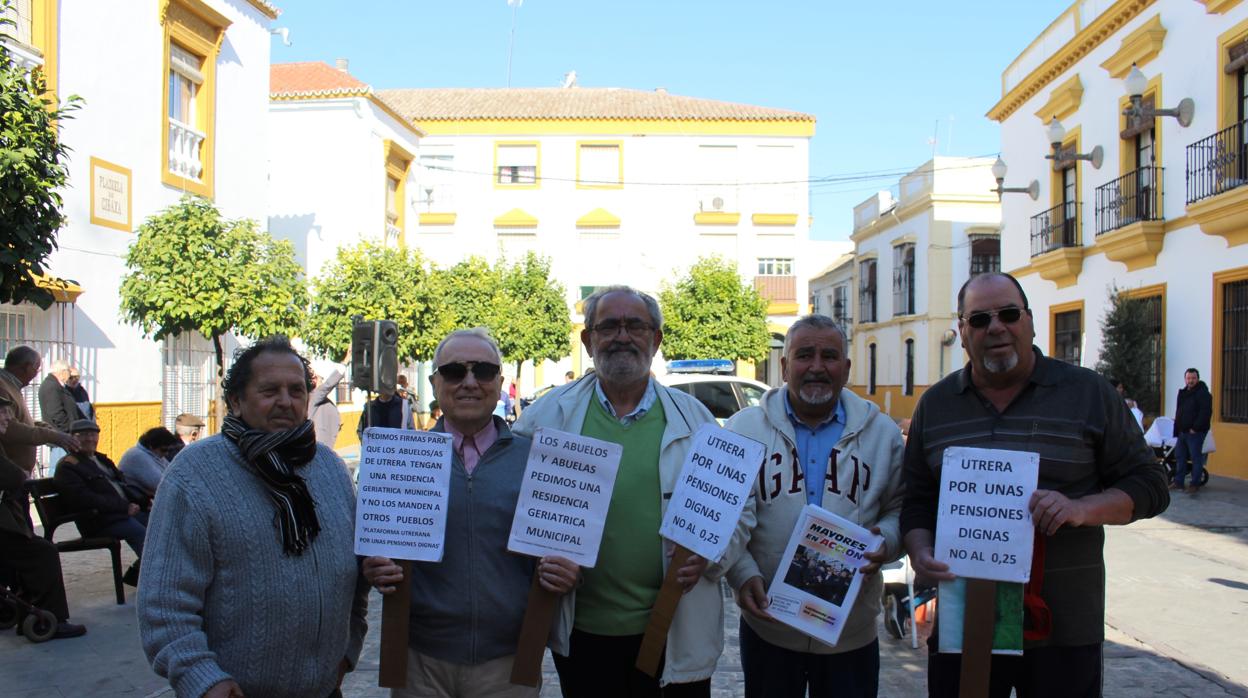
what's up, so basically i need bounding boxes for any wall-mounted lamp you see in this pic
[991,157,1039,200]
[1122,63,1194,127]
[1044,117,1103,169]
[270,27,292,47]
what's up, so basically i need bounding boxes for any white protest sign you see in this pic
[354,427,453,562]
[658,423,763,562]
[507,427,622,567]
[935,446,1039,583]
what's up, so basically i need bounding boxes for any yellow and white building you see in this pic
[994,0,1248,480]
[0,0,279,463]
[375,85,818,389]
[848,158,1001,418]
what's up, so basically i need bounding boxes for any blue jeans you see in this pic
[1173,432,1207,488]
[97,511,148,558]
[739,618,879,698]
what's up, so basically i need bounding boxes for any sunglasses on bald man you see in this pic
[436,361,501,383]
[961,306,1028,329]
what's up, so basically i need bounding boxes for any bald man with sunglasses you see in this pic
[362,328,578,697]
[900,273,1169,697]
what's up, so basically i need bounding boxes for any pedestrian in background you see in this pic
[118,426,180,498]
[0,346,79,476]
[168,412,205,460]
[1172,368,1212,494]
[38,358,82,470]
[310,368,344,449]
[66,365,93,421]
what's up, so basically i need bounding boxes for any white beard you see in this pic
[798,383,838,405]
[982,350,1019,374]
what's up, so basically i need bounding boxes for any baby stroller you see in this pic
[0,571,60,643]
[1143,416,1210,487]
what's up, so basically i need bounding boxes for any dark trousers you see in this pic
[552,629,712,698]
[927,643,1103,698]
[739,619,879,698]
[0,531,70,621]
[95,511,148,558]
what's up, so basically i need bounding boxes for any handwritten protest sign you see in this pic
[353,428,453,562]
[659,423,763,562]
[935,446,1039,583]
[507,427,622,567]
[766,505,883,647]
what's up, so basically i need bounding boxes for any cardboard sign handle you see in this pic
[959,578,997,698]
[378,560,413,688]
[510,570,560,687]
[635,545,693,678]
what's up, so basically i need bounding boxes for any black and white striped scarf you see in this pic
[221,414,321,556]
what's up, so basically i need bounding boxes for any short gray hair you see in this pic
[783,315,847,356]
[433,328,504,367]
[583,286,663,330]
[3,346,39,371]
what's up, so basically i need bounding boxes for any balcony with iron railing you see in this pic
[1029,200,1083,288]
[1095,167,1162,235]
[1093,166,1167,270]
[168,118,206,181]
[1030,201,1080,257]
[1186,119,1248,246]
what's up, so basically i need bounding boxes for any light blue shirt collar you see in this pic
[594,377,658,425]
[783,390,845,431]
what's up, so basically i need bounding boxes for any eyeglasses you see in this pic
[590,319,655,337]
[436,361,501,383]
[961,306,1027,329]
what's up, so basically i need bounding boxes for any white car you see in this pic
[657,372,771,421]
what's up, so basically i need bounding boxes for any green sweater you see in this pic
[575,397,666,635]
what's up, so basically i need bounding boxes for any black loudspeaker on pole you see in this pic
[351,319,399,394]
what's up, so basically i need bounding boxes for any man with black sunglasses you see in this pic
[900,272,1169,697]
[362,328,578,697]
[513,286,722,698]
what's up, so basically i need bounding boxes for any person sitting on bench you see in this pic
[53,419,148,587]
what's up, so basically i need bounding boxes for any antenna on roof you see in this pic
[506,0,523,87]
[561,71,577,88]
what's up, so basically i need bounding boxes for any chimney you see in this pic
[335,58,349,72]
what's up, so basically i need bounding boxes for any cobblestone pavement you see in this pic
[3,475,1245,697]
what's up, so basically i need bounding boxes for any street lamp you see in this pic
[1122,63,1194,127]
[990,157,1039,200]
[1044,117,1103,169]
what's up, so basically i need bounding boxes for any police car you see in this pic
[657,359,771,422]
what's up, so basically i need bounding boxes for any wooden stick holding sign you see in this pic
[933,446,1039,697]
[506,428,623,687]
[378,560,413,687]
[353,428,454,689]
[637,424,764,677]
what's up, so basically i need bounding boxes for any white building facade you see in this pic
[849,158,1001,418]
[0,0,278,461]
[376,86,818,390]
[993,0,1248,480]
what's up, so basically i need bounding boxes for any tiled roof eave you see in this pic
[270,88,373,101]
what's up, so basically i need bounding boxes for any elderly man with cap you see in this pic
[0,346,79,475]
[139,336,368,698]
[168,412,205,460]
[0,393,87,639]
[53,418,148,586]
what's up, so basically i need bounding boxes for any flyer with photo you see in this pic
[765,504,884,647]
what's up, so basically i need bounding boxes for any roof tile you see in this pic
[271,62,369,97]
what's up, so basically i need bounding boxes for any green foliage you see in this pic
[0,34,82,308]
[1095,285,1156,414]
[495,252,572,377]
[659,256,769,362]
[120,197,307,370]
[432,252,571,378]
[433,256,504,332]
[304,241,447,363]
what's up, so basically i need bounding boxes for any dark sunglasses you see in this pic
[962,306,1026,329]
[436,361,501,383]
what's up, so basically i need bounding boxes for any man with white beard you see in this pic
[901,272,1168,697]
[722,315,905,698]
[513,286,722,697]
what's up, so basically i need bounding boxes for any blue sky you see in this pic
[270,0,1072,240]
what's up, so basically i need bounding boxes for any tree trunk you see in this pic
[211,332,226,434]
